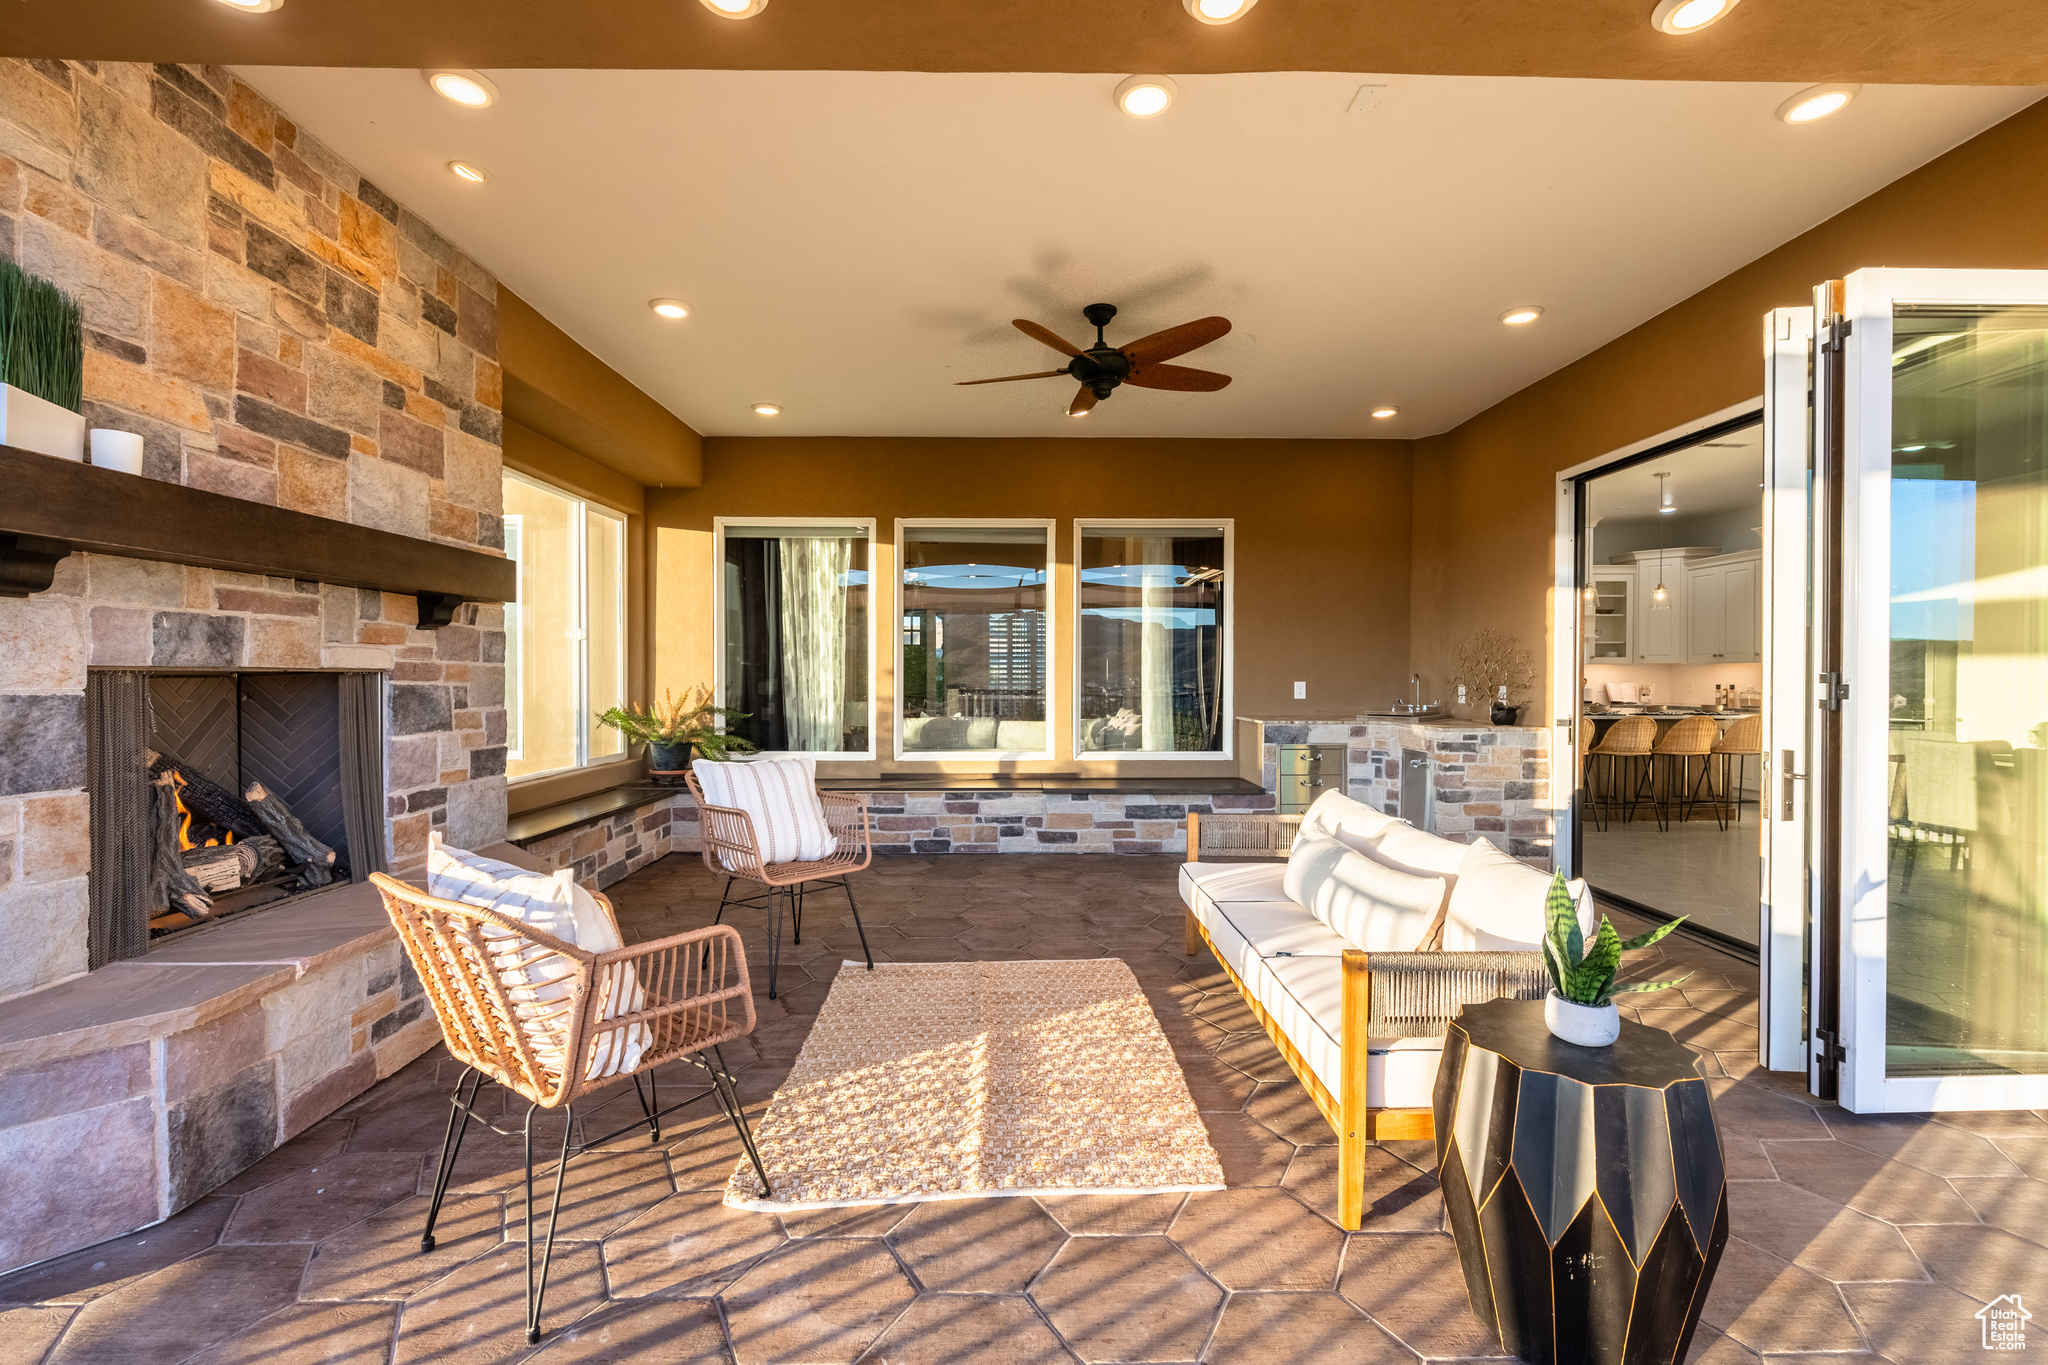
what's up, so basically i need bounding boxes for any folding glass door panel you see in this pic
[1832,268,2048,1113]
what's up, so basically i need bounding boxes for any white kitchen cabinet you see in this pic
[1585,570,1635,662]
[1685,551,1761,664]
[1633,553,1689,662]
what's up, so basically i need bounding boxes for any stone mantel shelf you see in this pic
[0,444,517,625]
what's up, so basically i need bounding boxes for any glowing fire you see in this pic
[170,772,236,852]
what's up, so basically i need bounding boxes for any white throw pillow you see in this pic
[427,833,647,1079]
[693,757,838,869]
[1296,789,1400,853]
[1283,834,1447,952]
[1442,838,1595,953]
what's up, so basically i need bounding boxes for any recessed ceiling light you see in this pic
[423,70,498,108]
[1499,305,1544,326]
[752,403,781,416]
[1115,75,1178,119]
[1777,83,1861,124]
[448,161,487,183]
[649,299,690,319]
[1371,406,1399,419]
[1650,0,1737,34]
[1069,409,1089,418]
[700,0,769,16]
[1183,0,1258,22]
[215,0,283,10]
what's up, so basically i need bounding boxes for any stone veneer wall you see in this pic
[0,58,509,1001]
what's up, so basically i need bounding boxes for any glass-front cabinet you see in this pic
[1585,570,1635,661]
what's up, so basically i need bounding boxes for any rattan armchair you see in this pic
[684,772,875,999]
[371,873,772,1345]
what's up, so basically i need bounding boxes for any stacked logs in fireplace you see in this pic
[147,748,347,933]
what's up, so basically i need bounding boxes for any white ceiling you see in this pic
[1589,424,1763,522]
[238,68,2039,440]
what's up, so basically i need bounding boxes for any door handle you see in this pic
[1780,748,1805,820]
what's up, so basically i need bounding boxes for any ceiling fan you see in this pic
[957,303,1232,416]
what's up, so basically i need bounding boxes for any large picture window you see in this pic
[899,523,1051,756]
[1076,522,1229,755]
[503,472,627,778]
[719,522,872,754]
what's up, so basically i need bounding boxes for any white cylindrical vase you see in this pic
[89,428,145,475]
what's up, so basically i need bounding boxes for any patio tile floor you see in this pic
[3,852,2046,1364]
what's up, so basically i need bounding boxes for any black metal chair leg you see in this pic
[633,1070,662,1145]
[766,884,785,999]
[792,884,803,945]
[703,877,737,971]
[711,1044,773,1199]
[525,1103,575,1345]
[421,1068,483,1253]
[844,877,875,972]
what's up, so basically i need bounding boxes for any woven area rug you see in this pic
[723,959,1226,1211]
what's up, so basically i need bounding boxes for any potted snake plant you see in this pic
[597,684,758,774]
[0,259,86,461]
[1540,870,1691,1046]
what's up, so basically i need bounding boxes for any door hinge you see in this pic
[1815,1028,1848,1063]
[1818,672,1849,711]
[1823,318,1853,353]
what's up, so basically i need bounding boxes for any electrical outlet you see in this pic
[1293,681,1307,700]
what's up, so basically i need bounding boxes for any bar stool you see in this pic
[1713,714,1763,825]
[1578,718,1601,831]
[1589,715,1656,826]
[1653,715,1721,831]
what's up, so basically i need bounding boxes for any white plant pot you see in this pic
[89,428,144,475]
[1545,992,1620,1047]
[0,383,86,461]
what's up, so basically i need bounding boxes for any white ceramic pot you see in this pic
[1545,991,1620,1047]
[0,383,86,461]
[89,428,144,475]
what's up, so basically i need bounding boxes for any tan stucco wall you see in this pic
[649,435,1412,778]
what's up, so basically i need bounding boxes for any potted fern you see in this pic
[1540,870,1691,1046]
[597,684,758,774]
[0,259,85,461]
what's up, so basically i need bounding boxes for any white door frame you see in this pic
[1833,266,2048,1113]
[1550,399,1764,882]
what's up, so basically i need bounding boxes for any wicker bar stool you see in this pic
[1653,714,1723,831]
[1578,718,1604,832]
[1589,715,1656,826]
[371,873,772,1345]
[685,771,875,1000]
[1713,714,1763,825]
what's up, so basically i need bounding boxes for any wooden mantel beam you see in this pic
[0,446,516,617]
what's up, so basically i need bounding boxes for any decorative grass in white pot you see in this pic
[0,259,86,461]
[1540,870,1690,1047]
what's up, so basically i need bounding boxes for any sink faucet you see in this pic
[1391,675,1440,716]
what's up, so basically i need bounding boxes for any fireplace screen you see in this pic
[85,670,389,966]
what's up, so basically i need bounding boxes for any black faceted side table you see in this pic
[1432,998,1728,1365]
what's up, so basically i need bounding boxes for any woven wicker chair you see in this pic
[1712,713,1763,825]
[371,873,772,1345]
[1653,714,1723,830]
[1183,813,1547,1228]
[1589,714,1657,826]
[685,771,875,999]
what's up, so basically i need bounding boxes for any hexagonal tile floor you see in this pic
[4,852,2044,1364]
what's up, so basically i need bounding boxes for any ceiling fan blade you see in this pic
[1015,319,1085,357]
[955,370,1070,386]
[1124,363,1232,392]
[1067,385,1100,418]
[1121,316,1232,366]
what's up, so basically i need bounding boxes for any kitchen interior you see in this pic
[1579,424,1765,948]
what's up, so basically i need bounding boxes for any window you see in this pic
[1076,522,1229,755]
[718,522,872,754]
[503,472,626,778]
[899,523,1051,756]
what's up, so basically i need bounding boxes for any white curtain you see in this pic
[778,537,851,751]
[1139,535,1176,751]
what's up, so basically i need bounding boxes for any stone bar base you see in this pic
[0,854,540,1274]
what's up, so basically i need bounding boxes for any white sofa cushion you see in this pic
[1443,838,1593,952]
[427,833,647,1079]
[1178,863,1346,979]
[1283,835,1446,953]
[1252,955,1442,1109]
[1296,789,1401,853]
[693,756,836,867]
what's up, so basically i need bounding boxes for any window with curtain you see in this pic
[721,523,871,753]
[503,472,627,778]
[900,525,1049,755]
[1078,524,1228,754]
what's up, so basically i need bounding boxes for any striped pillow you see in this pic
[693,756,838,869]
[427,833,648,1080]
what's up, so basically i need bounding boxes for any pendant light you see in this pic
[1650,473,1673,609]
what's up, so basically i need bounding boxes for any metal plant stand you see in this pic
[1432,998,1729,1365]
